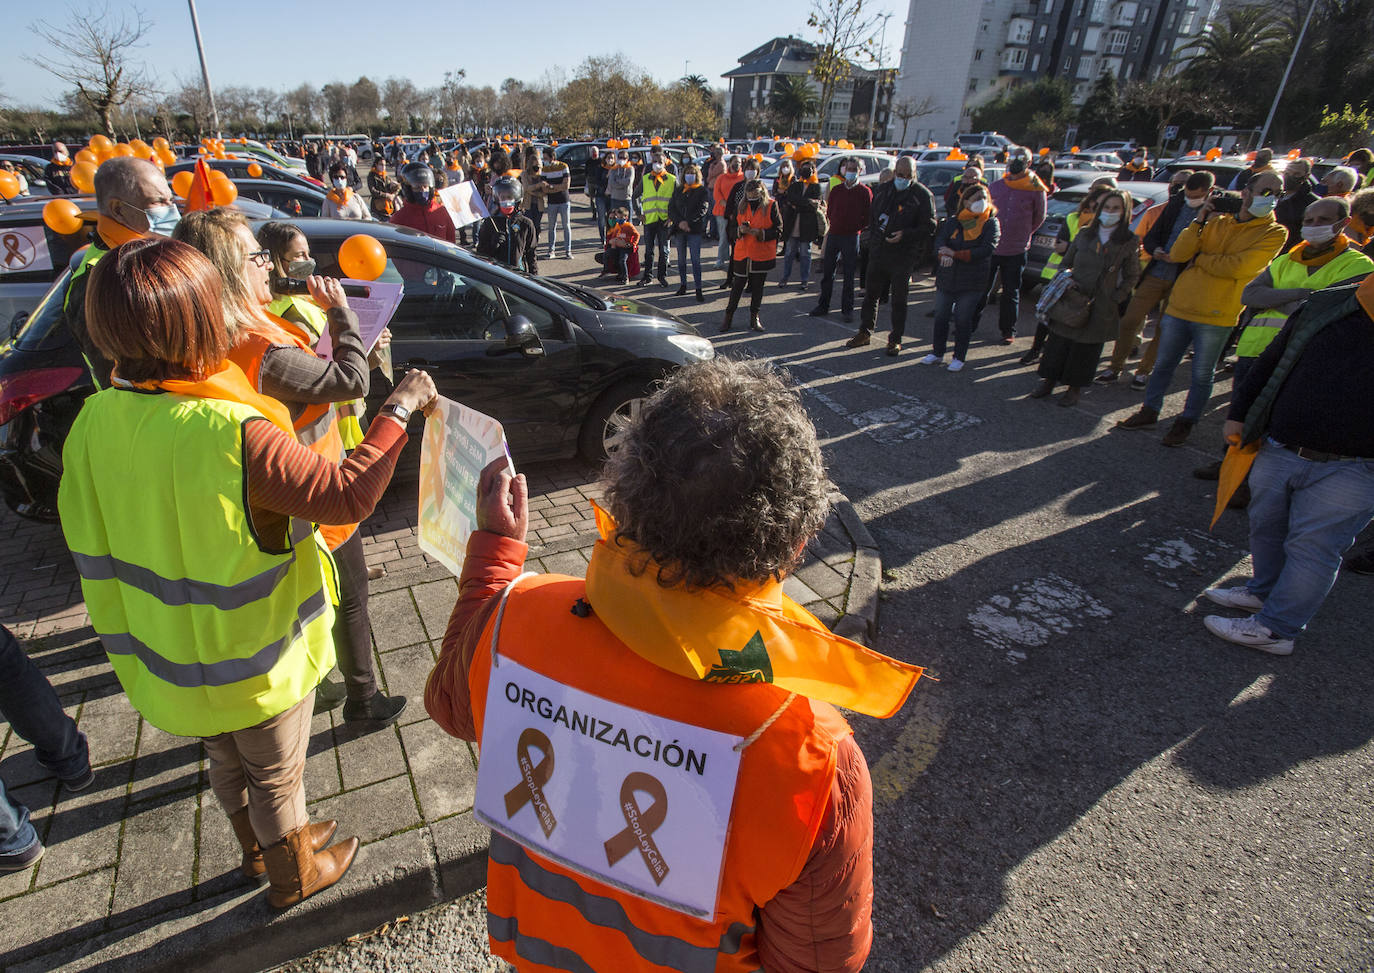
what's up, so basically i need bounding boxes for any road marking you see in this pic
[791,362,982,445]
[967,574,1113,663]
[870,690,948,810]
[1139,528,1239,590]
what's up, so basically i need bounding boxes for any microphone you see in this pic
[272,277,371,298]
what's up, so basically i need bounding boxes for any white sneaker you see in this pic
[918,354,943,365]
[1203,586,1264,612]
[1203,615,1294,656]
[946,359,966,372]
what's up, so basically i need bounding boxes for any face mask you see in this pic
[780,166,793,175]
[969,198,988,214]
[1300,224,1338,245]
[287,258,316,278]
[498,201,516,214]
[894,177,911,191]
[1248,195,1277,216]
[746,194,762,203]
[651,162,663,172]
[1098,210,1121,227]
[332,178,346,189]
[743,169,758,180]
[1132,157,1144,166]
[143,203,181,236]
[1169,184,1184,197]
[684,174,697,185]
[799,169,813,180]
[1185,195,1205,209]
[416,188,433,204]
[619,157,629,165]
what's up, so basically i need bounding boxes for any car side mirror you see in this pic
[505,314,544,357]
[10,311,28,340]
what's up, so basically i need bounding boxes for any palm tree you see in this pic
[1175,5,1286,126]
[771,74,819,136]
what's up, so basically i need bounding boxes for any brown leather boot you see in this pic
[262,826,358,908]
[229,810,339,880]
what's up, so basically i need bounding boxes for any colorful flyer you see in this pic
[438,181,490,229]
[314,278,404,363]
[418,396,510,577]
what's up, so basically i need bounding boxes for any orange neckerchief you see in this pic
[1004,171,1047,192]
[96,214,144,248]
[1123,161,1149,173]
[584,502,923,718]
[122,360,293,435]
[1344,215,1372,247]
[327,187,354,206]
[1359,272,1374,323]
[1287,233,1351,268]
[955,205,994,239]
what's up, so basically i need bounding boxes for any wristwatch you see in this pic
[380,403,412,424]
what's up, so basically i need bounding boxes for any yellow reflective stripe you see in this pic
[490,834,719,973]
[98,586,329,689]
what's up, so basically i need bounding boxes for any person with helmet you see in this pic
[391,162,457,243]
[476,176,540,274]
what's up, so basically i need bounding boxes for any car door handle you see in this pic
[401,358,430,369]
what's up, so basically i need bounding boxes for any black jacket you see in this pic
[1274,186,1317,250]
[934,215,1000,292]
[666,184,711,235]
[868,181,937,255]
[585,157,608,195]
[476,214,539,274]
[780,181,824,244]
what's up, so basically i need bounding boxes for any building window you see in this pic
[968,79,978,92]
[1132,34,1141,52]
[1008,17,1032,44]
[1091,0,1107,21]
[1038,23,1048,40]
[974,48,984,60]
[1106,29,1128,54]
[1166,11,1176,27]
[1180,11,1195,33]
[1002,47,1029,70]
[1077,55,1095,78]
[1138,6,1149,23]
[981,18,989,32]
[1071,28,1080,44]
[1083,26,1101,49]
[1031,53,1041,71]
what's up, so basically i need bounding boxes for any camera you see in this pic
[1209,190,1244,215]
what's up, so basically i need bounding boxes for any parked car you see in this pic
[759,150,893,198]
[955,131,1026,156]
[1023,181,1172,284]
[167,157,324,190]
[231,179,329,218]
[0,220,713,522]
[0,155,55,197]
[915,160,1007,211]
[1154,155,1303,189]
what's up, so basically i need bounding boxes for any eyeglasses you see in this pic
[246,249,272,268]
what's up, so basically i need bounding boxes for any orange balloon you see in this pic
[70,161,97,193]
[130,139,150,155]
[1206,147,1223,161]
[171,170,195,199]
[159,148,177,166]
[208,170,237,205]
[153,136,169,151]
[338,234,387,281]
[247,162,263,178]
[74,148,97,166]
[1070,145,1081,153]
[95,147,114,164]
[43,198,84,235]
[0,171,21,200]
[90,134,112,152]
[111,143,134,158]
[213,149,227,159]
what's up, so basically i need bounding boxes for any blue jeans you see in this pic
[816,233,860,313]
[0,625,89,854]
[715,215,731,267]
[781,237,811,284]
[546,202,572,257]
[931,288,983,361]
[676,232,702,288]
[1143,314,1231,421]
[593,196,610,246]
[984,252,1028,337]
[641,221,670,279]
[1243,442,1374,639]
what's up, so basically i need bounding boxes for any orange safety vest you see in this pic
[226,314,357,551]
[471,574,852,973]
[731,200,777,265]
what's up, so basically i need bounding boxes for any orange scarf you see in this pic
[955,205,994,240]
[327,187,354,207]
[96,214,144,248]
[1344,215,1372,247]
[1004,171,1047,192]
[1288,233,1351,268]
[585,502,923,718]
[124,360,294,435]
[1123,161,1149,173]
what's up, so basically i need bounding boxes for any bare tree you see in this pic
[27,3,156,138]
[807,0,881,138]
[891,95,939,145]
[173,76,214,140]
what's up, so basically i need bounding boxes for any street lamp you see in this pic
[869,12,892,147]
[187,0,221,138]
[1258,0,1318,149]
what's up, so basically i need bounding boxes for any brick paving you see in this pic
[0,457,873,972]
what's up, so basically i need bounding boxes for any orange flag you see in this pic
[1212,438,1259,529]
[184,157,215,212]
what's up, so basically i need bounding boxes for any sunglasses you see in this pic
[246,249,272,268]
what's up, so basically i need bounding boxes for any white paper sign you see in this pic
[475,658,743,917]
[314,278,404,362]
[438,181,490,229]
[0,226,53,275]
[417,396,510,577]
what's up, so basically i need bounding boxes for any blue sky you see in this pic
[2,0,910,109]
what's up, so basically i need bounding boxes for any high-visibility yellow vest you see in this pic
[268,294,366,450]
[1237,246,1374,358]
[640,172,676,224]
[59,389,337,737]
[1041,211,1080,279]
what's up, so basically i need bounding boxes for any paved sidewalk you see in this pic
[0,458,879,972]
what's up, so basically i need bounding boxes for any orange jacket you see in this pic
[227,315,356,550]
[731,199,781,265]
[713,171,743,216]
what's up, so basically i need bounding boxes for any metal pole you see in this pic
[1258,0,1318,149]
[187,0,221,137]
[869,13,891,146]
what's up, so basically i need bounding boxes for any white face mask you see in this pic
[1098,210,1122,226]
[651,161,663,172]
[1184,195,1206,209]
[1248,195,1278,217]
[331,178,346,189]
[969,199,989,214]
[743,169,758,180]
[1300,224,1339,245]
[780,165,793,175]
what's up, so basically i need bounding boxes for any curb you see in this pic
[829,491,883,646]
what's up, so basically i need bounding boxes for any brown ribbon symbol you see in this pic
[2,234,26,269]
[504,727,557,837]
[604,771,670,886]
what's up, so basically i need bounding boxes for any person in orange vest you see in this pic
[173,209,407,728]
[721,179,782,333]
[426,357,923,973]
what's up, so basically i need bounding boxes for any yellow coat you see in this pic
[1164,212,1288,327]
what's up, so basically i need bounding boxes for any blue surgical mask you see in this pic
[1098,210,1121,226]
[894,177,911,191]
[1248,195,1277,217]
[144,203,181,237]
[844,170,859,184]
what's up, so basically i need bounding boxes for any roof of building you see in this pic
[724,35,891,80]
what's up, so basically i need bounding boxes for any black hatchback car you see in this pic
[0,220,713,521]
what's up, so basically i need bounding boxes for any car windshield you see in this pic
[1047,196,1085,218]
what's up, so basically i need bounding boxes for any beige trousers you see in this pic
[1108,273,1174,374]
[203,693,313,847]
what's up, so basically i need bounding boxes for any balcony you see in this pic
[1111,1,1137,27]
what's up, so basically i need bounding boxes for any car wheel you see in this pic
[578,380,651,463]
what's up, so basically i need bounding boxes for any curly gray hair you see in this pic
[603,358,829,590]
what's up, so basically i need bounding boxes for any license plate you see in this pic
[1033,234,1056,248]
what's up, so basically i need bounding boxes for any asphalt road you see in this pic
[273,208,1374,973]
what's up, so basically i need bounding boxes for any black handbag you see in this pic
[1047,280,1093,329]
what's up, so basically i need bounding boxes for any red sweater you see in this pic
[391,199,457,243]
[425,531,875,973]
[826,183,873,236]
